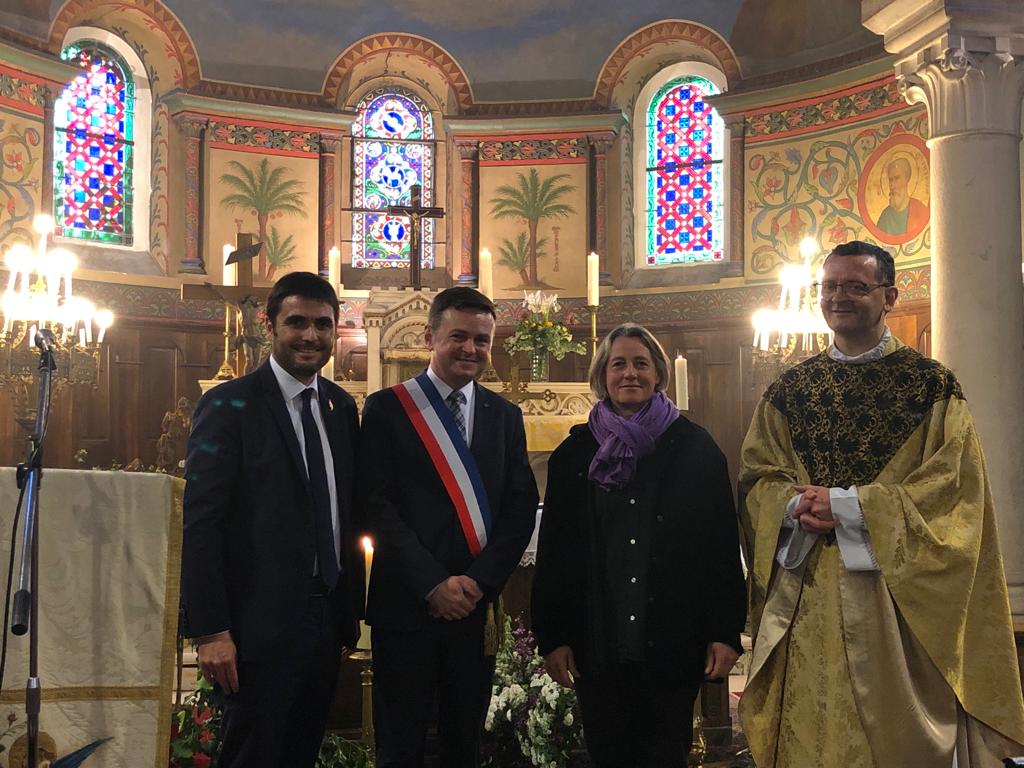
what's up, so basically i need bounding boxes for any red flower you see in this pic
[192,754,211,768]
[193,706,214,726]
[199,728,215,744]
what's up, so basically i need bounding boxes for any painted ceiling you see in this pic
[0,0,879,101]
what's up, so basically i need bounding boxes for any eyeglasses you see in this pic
[814,280,893,298]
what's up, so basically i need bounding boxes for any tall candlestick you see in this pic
[328,246,341,290]
[587,252,600,306]
[358,536,374,650]
[479,248,493,299]
[675,355,689,411]
[223,244,236,287]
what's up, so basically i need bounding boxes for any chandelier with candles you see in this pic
[1,214,114,427]
[751,237,832,378]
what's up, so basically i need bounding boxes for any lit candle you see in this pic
[361,536,374,609]
[479,248,493,299]
[328,246,341,290]
[222,244,236,287]
[78,327,86,347]
[587,252,600,306]
[675,355,689,411]
[95,309,113,345]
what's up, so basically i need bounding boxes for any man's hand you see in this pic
[197,631,239,694]
[793,485,838,534]
[427,576,479,620]
[543,645,580,689]
[704,642,740,680]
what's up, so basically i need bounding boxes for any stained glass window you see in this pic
[352,88,435,269]
[646,76,723,265]
[54,42,134,245]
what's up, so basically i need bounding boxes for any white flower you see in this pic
[564,711,573,726]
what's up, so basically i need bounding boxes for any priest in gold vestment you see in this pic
[739,241,1024,767]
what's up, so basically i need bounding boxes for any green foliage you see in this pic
[316,734,373,768]
[265,225,297,269]
[504,292,585,361]
[219,158,307,220]
[490,169,575,224]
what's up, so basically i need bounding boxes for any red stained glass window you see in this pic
[54,43,134,245]
[646,76,723,265]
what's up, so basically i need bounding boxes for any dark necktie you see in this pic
[300,388,339,589]
[446,389,467,444]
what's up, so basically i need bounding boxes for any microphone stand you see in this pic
[10,332,57,768]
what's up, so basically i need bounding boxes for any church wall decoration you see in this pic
[479,134,588,298]
[0,106,42,256]
[209,136,318,285]
[744,102,929,278]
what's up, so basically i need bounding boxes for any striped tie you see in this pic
[446,389,467,444]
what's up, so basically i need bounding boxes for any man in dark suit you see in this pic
[360,287,539,767]
[181,271,361,768]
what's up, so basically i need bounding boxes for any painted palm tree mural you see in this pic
[489,168,575,288]
[219,158,307,281]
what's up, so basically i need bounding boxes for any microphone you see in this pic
[34,328,57,353]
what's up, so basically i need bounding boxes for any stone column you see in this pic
[864,1,1024,619]
[454,139,478,283]
[40,86,58,216]
[319,132,342,276]
[588,132,615,271]
[175,115,208,274]
[723,113,746,265]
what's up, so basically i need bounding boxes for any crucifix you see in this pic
[500,355,557,407]
[181,234,268,377]
[386,183,444,291]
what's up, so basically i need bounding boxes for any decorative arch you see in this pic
[594,20,741,107]
[323,33,473,113]
[48,0,201,88]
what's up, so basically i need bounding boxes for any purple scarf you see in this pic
[587,390,679,491]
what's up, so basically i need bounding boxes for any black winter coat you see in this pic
[531,416,746,684]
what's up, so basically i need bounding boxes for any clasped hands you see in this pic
[791,484,837,534]
[427,574,483,620]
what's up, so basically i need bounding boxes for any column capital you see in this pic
[900,49,1024,138]
[174,114,208,138]
[863,0,1024,137]
[587,132,616,154]
[319,131,343,153]
[454,139,478,161]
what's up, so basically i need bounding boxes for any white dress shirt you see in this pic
[426,365,475,446]
[269,355,340,568]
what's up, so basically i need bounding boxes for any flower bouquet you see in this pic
[482,617,585,768]
[504,292,585,381]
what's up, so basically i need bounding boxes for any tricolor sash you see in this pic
[393,373,492,556]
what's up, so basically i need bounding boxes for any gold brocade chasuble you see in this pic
[738,336,1024,768]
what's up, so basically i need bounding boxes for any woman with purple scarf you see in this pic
[532,323,746,767]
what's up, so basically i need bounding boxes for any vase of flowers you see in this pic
[482,617,585,767]
[504,292,585,383]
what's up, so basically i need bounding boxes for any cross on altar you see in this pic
[501,356,557,406]
[386,183,443,291]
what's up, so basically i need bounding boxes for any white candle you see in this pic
[328,246,341,290]
[223,244,236,287]
[587,252,600,306]
[78,327,86,347]
[675,355,689,411]
[479,248,493,299]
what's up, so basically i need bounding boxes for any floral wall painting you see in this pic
[0,113,40,254]
[481,159,588,298]
[745,111,930,277]
[209,151,318,285]
[857,133,929,246]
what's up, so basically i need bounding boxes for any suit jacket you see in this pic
[358,379,539,632]
[181,360,362,660]
[532,418,746,684]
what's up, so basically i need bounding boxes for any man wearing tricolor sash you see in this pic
[360,287,539,767]
[739,241,1024,767]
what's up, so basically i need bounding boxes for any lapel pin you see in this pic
[328,400,334,412]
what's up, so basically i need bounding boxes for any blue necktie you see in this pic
[300,388,339,589]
